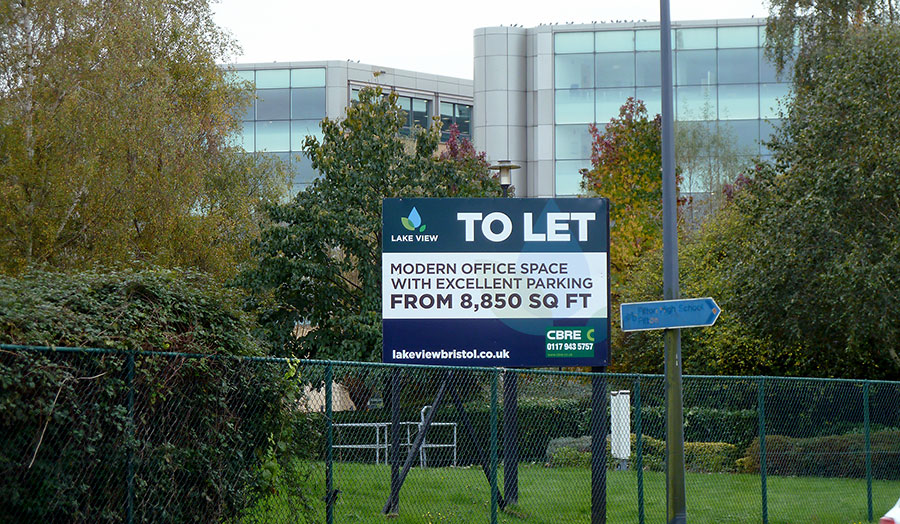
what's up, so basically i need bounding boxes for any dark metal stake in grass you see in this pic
[382,369,507,515]
[382,370,452,514]
[450,374,506,509]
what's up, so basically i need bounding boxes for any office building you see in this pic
[473,19,792,197]
[229,61,474,192]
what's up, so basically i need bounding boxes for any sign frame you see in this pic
[381,197,611,368]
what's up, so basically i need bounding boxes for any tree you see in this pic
[620,27,900,379]
[766,0,899,87]
[721,26,900,379]
[581,98,667,285]
[0,0,286,277]
[240,88,502,360]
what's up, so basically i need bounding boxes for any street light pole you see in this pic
[660,1,687,523]
[490,160,519,505]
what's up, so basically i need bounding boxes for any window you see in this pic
[595,31,634,52]
[555,54,594,89]
[256,89,290,120]
[635,29,661,51]
[396,96,433,137]
[440,102,472,141]
[635,52,661,87]
[556,124,593,160]
[555,89,594,124]
[291,88,326,119]
[255,69,290,89]
[256,121,290,151]
[760,83,791,119]
[675,28,716,50]
[291,120,323,151]
[718,84,759,120]
[718,26,759,48]
[555,32,594,54]
[676,50,717,85]
[596,53,634,87]
[291,68,325,88]
[635,87,662,117]
[596,88,635,123]
[555,160,591,196]
[676,85,717,120]
[719,48,759,84]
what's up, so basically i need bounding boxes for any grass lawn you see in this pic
[250,462,900,523]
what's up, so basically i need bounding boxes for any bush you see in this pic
[549,446,592,468]
[739,430,900,479]
[546,434,738,473]
[0,269,319,522]
[639,406,758,449]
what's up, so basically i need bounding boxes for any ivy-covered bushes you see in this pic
[0,269,319,522]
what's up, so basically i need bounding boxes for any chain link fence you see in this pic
[2,344,899,523]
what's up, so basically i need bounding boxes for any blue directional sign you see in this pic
[620,298,721,332]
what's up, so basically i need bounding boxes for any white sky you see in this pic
[212,0,770,79]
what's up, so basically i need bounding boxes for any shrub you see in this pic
[546,434,738,473]
[739,430,900,479]
[0,269,319,522]
[549,446,592,468]
[639,405,758,449]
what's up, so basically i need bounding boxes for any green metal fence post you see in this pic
[635,375,644,524]
[126,351,135,524]
[490,369,499,524]
[759,377,767,524]
[591,368,608,524]
[865,381,872,522]
[325,364,334,524]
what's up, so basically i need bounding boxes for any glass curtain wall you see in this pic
[554,24,791,196]
[233,67,326,194]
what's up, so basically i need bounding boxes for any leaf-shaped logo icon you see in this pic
[402,207,422,231]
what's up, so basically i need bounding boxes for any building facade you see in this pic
[473,19,792,197]
[229,61,474,192]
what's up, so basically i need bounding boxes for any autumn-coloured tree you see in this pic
[0,0,286,277]
[581,98,670,287]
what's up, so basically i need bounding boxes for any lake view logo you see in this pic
[401,207,426,232]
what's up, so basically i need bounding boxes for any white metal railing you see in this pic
[332,406,457,467]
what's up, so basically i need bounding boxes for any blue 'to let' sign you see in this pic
[620,298,721,332]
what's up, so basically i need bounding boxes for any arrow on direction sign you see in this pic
[620,297,721,332]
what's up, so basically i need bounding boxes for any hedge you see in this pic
[0,269,318,523]
[639,405,758,449]
[738,430,900,479]
[546,434,739,473]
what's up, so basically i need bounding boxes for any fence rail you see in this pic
[2,344,899,523]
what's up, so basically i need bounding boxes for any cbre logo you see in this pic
[401,207,426,233]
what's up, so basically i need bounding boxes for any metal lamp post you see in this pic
[489,159,519,505]
[490,160,519,198]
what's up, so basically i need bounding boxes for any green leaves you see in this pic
[0,0,286,278]
[240,88,501,361]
